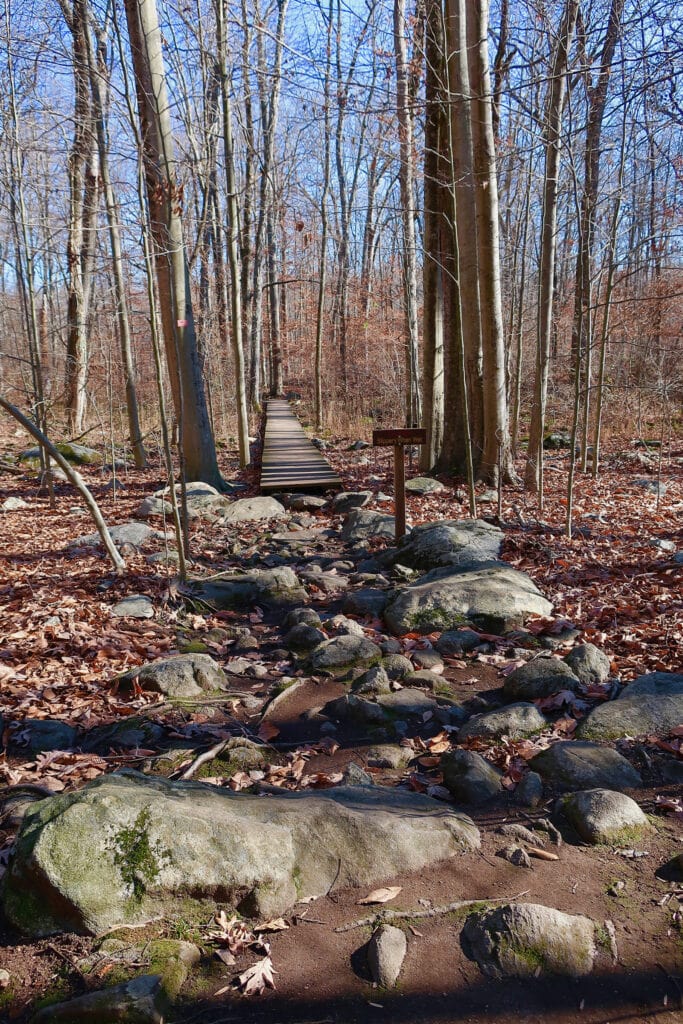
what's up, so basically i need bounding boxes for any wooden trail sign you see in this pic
[372,427,427,542]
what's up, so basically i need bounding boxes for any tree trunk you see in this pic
[123,0,223,487]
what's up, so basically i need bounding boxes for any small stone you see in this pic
[352,665,392,695]
[285,623,326,651]
[367,924,407,987]
[458,703,547,742]
[284,607,322,629]
[310,635,382,672]
[343,762,374,787]
[404,669,444,690]
[435,628,481,655]
[341,509,396,544]
[530,741,642,791]
[111,595,154,619]
[366,744,414,769]
[633,478,667,496]
[343,588,389,618]
[498,845,532,868]
[31,974,165,1024]
[405,476,445,495]
[286,494,328,511]
[513,771,544,807]
[411,649,445,672]
[441,749,503,804]
[326,614,366,637]
[503,658,581,701]
[222,496,287,522]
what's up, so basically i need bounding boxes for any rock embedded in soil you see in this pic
[502,657,581,701]
[576,672,683,740]
[111,594,154,619]
[81,715,165,754]
[120,654,228,699]
[441,749,504,804]
[457,703,547,742]
[404,476,445,495]
[404,669,445,690]
[513,771,544,807]
[73,521,165,550]
[411,649,445,671]
[286,494,328,511]
[382,654,414,680]
[558,789,650,845]
[341,509,396,545]
[342,588,390,617]
[384,565,552,636]
[3,771,480,937]
[366,744,414,769]
[8,719,78,753]
[563,643,611,685]
[332,491,372,513]
[366,924,408,987]
[285,607,322,629]
[2,496,29,511]
[352,665,392,695]
[284,622,326,651]
[499,845,532,868]
[530,741,642,791]
[462,903,596,978]
[376,688,438,718]
[31,974,165,1024]
[183,567,307,610]
[389,518,503,571]
[434,628,481,654]
[309,634,382,672]
[221,496,287,522]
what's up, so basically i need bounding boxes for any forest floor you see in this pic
[0,419,681,1024]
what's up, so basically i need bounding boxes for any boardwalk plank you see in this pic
[260,399,342,493]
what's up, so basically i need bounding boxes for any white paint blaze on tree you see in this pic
[123,0,223,488]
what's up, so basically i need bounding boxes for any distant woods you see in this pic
[0,0,680,488]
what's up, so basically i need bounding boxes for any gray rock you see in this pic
[285,607,322,629]
[0,968,9,987]
[559,789,650,845]
[111,595,154,619]
[184,568,306,610]
[404,669,444,690]
[441,749,503,804]
[341,509,396,545]
[352,665,392,695]
[367,924,407,987]
[530,741,642,791]
[286,494,328,511]
[8,719,77,753]
[503,658,580,701]
[384,565,552,636]
[222,496,287,522]
[634,478,667,496]
[343,588,389,617]
[74,522,164,550]
[120,655,228,699]
[404,477,445,495]
[323,694,387,726]
[411,649,445,672]
[3,772,480,936]
[2,496,29,511]
[382,654,414,680]
[513,772,544,807]
[31,974,165,1024]
[366,744,414,769]
[462,903,596,978]
[564,644,611,685]
[543,432,572,450]
[81,716,165,754]
[576,672,683,741]
[458,703,547,742]
[332,491,372,513]
[285,623,326,651]
[376,688,437,718]
[343,762,374,787]
[435,629,481,654]
[499,845,532,868]
[327,614,366,637]
[390,518,503,572]
[310,635,382,672]
[137,495,173,517]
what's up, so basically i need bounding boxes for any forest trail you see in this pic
[260,399,342,493]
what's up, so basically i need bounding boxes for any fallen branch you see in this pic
[334,891,531,933]
[179,737,265,781]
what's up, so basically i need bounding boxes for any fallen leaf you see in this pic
[357,886,402,905]
[254,917,289,933]
[257,721,280,742]
[237,955,276,996]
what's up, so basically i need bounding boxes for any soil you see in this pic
[0,429,682,1023]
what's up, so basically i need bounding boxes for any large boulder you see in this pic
[458,703,547,742]
[530,741,642,791]
[461,903,596,978]
[221,496,286,523]
[576,672,683,740]
[558,789,650,845]
[390,519,503,571]
[309,634,383,672]
[182,568,306,610]
[120,655,228,699]
[503,658,581,701]
[3,771,480,937]
[384,565,552,636]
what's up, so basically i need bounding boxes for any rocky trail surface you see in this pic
[0,429,681,1023]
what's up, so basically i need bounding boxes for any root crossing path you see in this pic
[260,398,342,493]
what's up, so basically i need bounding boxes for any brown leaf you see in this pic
[237,955,276,996]
[254,917,289,933]
[357,886,402,905]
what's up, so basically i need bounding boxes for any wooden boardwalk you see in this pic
[260,398,342,493]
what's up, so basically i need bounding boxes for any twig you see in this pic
[179,737,266,781]
[334,891,530,933]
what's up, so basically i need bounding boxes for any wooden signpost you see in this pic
[372,427,427,542]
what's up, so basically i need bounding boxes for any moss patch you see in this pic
[111,808,166,902]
